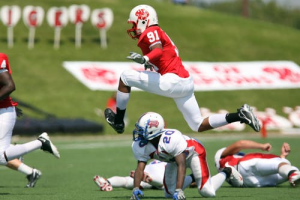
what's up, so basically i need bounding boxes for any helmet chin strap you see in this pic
[147,130,164,141]
[139,139,148,146]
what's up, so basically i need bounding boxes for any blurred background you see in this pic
[1,0,300,136]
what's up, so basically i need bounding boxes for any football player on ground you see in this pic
[214,140,300,187]
[94,160,166,191]
[0,53,60,187]
[104,4,261,135]
[129,112,242,200]
[94,160,167,191]
[94,160,196,192]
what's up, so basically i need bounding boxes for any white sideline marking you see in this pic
[56,134,261,150]
[58,141,132,150]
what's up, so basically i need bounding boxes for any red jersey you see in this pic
[219,153,279,169]
[137,26,189,78]
[0,53,18,108]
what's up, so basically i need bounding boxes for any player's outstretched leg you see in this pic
[104,108,124,134]
[238,104,261,132]
[26,168,42,188]
[38,132,60,158]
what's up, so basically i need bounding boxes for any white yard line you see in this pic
[11,132,300,150]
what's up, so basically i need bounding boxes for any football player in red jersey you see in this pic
[104,4,261,134]
[0,53,60,187]
[214,140,300,187]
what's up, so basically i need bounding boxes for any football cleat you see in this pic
[38,132,60,158]
[93,175,113,191]
[104,108,124,134]
[289,171,300,187]
[238,104,261,132]
[26,168,42,188]
[223,163,243,187]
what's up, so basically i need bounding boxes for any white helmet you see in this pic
[127,4,158,39]
[133,112,165,141]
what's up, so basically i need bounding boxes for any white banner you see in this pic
[63,61,300,91]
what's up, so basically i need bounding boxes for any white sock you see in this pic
[108,176,133,188]
[208,114,228,128]
[116,91,130,110]
[18,163,33,175]
[279,164,299,178]
[211,172,226,190]
[5,140,42,161]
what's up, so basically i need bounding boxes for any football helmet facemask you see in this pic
[133,112,165,141]
[127,4,158,39]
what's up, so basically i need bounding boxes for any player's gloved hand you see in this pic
[144,63,153,71]
[127,52,146,64]
[15,107,23,118]
[130,187,144,200]
[173,189,186,200]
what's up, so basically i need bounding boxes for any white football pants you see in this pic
[121,70,203,131]
[239,157,299,187]
[0,106,16,154]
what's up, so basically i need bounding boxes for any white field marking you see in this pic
[58,140,132,150]
[56,133,262,150]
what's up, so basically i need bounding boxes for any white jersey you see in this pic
[132,129,196,163]
[144,160,167,188]
[132,129,225,197]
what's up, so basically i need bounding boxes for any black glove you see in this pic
[144,63,154,71]
[15,107,23,118]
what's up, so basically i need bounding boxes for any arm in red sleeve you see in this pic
[144,47,163,63]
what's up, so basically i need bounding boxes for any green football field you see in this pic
[1,133,299,200]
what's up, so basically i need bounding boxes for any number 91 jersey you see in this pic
[132,129,193,163]
[137,26,188,77]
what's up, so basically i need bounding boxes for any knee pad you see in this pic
[120,69,139,86]
[189,119,203,132]
[199,186,216,197]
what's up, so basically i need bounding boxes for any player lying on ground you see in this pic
[104,4,261,134]
[130,112,243,200]
[94,160,196,191]
[214,140,300,187]
[93,160,166,191]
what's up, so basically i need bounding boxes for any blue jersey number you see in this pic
[163,130,174,144]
